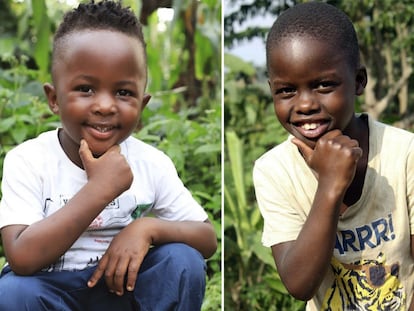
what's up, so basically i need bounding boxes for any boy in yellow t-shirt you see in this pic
[254,2,414,310]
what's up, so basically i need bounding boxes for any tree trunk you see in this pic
[396,24,410,115]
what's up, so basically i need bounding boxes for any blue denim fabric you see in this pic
[0,243,206,311]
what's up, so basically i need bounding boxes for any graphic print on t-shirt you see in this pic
[40,194,154,271]
[131,203,153,219]
[334,214,395,255]
[324,212,405,309]
[322,254,405,310]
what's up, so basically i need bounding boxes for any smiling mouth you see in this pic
[300,122,320,130]
[90,125,116,133]
[293,120,330,139]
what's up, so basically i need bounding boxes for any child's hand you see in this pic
[79,139,133,200]
[292,130,362,191]
[87,220,152,296]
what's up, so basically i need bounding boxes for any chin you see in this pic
[295,135,317,150]
[88,144,113,158]
[305,140,317,150]
[91,151,105,158]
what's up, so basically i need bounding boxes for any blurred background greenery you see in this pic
[0,0,221,310]
[224,0,414,310]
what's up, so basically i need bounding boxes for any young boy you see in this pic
[253,2,414,310]
[0,1,217,310]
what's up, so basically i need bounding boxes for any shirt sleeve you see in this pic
[253,155,306,247]
[0,148,45,228]
[151,155,208,222]
[406,142,414,235]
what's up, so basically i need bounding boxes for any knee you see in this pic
[150,243,206,283]
[162,244,207,308]
[135,244,207,309]
[0,272,46,308]
[163,243,206,275]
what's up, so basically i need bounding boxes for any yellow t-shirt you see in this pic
[253,115,414,310]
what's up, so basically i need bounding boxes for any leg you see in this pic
[0,265,139,311]
[85,278,139,311]
[0,265,93,311]
[134,243,206,311]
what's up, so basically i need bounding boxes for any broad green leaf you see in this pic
[32,0,50,78]
[194,143,220,154]
[0,117,16,133]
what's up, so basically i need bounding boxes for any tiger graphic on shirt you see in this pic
[321,253,405,310]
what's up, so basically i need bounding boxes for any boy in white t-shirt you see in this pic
[0,1,217,310]
[253,2,414,310]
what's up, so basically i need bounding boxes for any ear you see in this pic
[355,66,367,96]
[141,93,151,111]
[43,83,59,114]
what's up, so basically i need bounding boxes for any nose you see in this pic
[294,91,320,115]
[92,92,116,115]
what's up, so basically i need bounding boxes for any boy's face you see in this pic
[267,36,366,149]
[45,30,148,162]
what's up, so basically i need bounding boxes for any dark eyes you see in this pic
[316,81,338,90]
[117,89,134,97]
[75,86,134,97]
[274,81,338,97]
[275,87,296,95]
[76,85,93,94]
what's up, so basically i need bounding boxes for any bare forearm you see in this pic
[275,187,343,300]
[3,182,113,274]
[278,131,362,300]
[132,217,217,259]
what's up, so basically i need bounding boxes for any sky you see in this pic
[223,0,274,67]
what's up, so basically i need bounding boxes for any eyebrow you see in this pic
[114,80,138,88]
[72,75,138,87]
[270,79,294,87]
[72,74,98,83]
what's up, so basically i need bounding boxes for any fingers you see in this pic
[126,258,141,292]
[291,137,314,161]
[87,254,108,288]
[105,144,121,154]
[79,140,121,161]
[105,257,129,296]
[88,253,141,296]
[292,131,363,178]
[325,134,362,162]
[78,139,94,168]
[351,145,363,162]
[87,254,127,296]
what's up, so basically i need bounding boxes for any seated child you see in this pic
[0,1,217,310]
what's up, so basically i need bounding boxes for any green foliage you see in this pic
[0,54,59,176]
[32,0,51,78]
[224,131,305,310]
[201,270,222,310]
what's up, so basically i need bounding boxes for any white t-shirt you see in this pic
[253,115,414,310]
[0,129,208,271]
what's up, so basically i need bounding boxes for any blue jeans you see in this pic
[0,243,206,311]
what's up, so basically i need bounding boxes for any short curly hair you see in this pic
[52,0,146,70]
[266,2,360,71]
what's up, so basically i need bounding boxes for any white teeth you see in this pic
[93,126,113,133]
[301,123,319,130]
